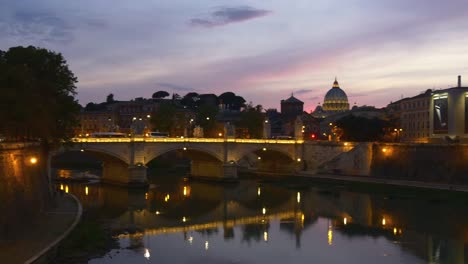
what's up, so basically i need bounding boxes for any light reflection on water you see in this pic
[58,171,468,264]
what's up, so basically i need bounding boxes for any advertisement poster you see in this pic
[433,97,448,134]
[465,96,468,133]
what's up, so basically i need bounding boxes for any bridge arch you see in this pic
[234,146,296,163]
[144,146,223,166]
[53,147,130,166]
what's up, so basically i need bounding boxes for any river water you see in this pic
[57,170,468,264]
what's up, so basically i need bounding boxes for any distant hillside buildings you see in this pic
[76,75,468,143]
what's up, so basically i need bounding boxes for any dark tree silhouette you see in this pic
[336,115,390,142]
[181,92,199,109]
[237,103,264,138]
[150,102,176,133]
[106,93,115,103]
[0,46,80,142]
[152,90,170,99]
[219,92,246,111]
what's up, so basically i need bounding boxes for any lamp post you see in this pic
[394,128,403,142]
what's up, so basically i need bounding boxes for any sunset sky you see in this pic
[1,0,468,111]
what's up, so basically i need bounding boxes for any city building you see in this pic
[281,94,304,120]
[386,75,468,143]
[280,94,304,137]
[389,90,432,143]
[429,75,468,143]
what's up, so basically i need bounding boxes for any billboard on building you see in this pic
[433,96,448,134]
[465,95,468,133]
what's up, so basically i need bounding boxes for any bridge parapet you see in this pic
[72,137,303,144]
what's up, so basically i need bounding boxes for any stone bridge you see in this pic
[53,138,369,186]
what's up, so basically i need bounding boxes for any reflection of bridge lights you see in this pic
[205,241,209,250]
[144,248,150,260]
[188,236,193,244]
[343,217,347,225]
[257,187,261,196]
[85,186,89,196]
[328,225,333,245]
[301,214,305,224]
[262,207,266,215]
[263,231,268,242]
[297,192,301,203]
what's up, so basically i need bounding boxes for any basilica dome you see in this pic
[322,78,350,112]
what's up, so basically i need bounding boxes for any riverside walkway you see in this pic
[0,193,81,264]
[299,172,468,193]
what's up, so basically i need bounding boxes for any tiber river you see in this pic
[56,169,468,264]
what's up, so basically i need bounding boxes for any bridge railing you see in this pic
[71,137,304,144]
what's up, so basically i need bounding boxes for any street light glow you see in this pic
[29,157,38,164]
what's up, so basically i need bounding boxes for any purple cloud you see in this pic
[190,6,271,28]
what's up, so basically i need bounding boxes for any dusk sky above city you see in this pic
[1,0,468,111]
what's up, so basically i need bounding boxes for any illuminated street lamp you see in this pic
[29,157,38,165]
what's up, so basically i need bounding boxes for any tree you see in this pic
[181,92,199,109]
[0,46,80,143]
[219,92,246,111]
[336,115,390,142]
[152,90,169,99]
[106,93,115,103]
[150,102,176,133]
[196,105,219,137]
[237,102,264,138]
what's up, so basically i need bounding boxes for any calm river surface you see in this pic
[57,170,468,264]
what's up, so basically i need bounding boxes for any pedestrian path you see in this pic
[0,193,81,264]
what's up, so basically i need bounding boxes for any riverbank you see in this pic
[0,193,82,264]
[298,172,468,193]
[240,170,468,195]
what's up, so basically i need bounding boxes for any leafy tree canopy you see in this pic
[336,115,390,142]
[152,90,170,99]
[0,46,80,142]
[181,92,199,109]
[219,92,246,111]
[150,102,176,133]
[106,93,115,103]
[237,102,264,138]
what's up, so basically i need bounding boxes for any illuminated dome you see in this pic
[322,78,350,112]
